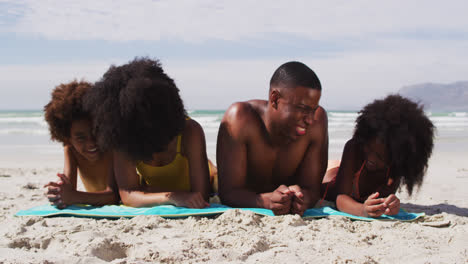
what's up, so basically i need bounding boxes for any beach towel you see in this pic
[15,204,424,221]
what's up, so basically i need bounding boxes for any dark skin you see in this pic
[113,119,211,208]
[217,85,328,216]
[44,119,118,208]
[332,138,401,217]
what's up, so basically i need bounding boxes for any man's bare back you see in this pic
[217,61,328,215]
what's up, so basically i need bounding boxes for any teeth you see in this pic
[88,148,97,152]
[297,127,305,132]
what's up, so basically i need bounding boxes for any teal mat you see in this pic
[15,204,424,221]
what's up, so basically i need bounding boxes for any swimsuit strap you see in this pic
[176,134,182,153]
[353,161,366,200]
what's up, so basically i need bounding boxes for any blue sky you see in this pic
[1,0,467,110]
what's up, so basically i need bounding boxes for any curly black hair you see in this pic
[270,61,321,91]
[44,80,92,144]
[83,57,186,161]
[353,94,435,195]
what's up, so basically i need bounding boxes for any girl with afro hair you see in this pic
[322,95,434,217]
[84,57,211,208]
[44,81,118,208]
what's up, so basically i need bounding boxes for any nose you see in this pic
[86,138,97,149]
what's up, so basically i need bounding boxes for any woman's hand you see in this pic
[168,191,209,208]
[383,194,400,215]
[361,192,387,217]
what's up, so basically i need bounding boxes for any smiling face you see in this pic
[272,85,321,141]
[363,137,389,172]
[68,119,100,162]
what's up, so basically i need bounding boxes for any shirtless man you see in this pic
[217,61,328,215]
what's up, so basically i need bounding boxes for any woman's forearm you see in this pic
[336,194,365,217]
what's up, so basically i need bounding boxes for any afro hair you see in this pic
[44,80,92,144]
[353,94,435,195]
[83,57,186,161]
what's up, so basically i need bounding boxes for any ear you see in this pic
[269,89,281,109]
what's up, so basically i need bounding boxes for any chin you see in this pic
[86,153,100,162]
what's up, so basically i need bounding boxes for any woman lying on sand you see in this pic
[322,94,435,217]
[84,57,215,208]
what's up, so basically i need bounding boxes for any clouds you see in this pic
[2,0,467,42]
[0,0,467,110]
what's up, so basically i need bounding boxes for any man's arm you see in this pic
[292,107,329,213]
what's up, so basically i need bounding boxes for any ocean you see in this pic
[1,109,467,167]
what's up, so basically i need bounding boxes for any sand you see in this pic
[0,151,467,263]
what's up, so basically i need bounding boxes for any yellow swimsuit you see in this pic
[136,134,191,191]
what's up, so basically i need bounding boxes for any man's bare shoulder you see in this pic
[314,106,328,128]
[306,106,328,140]
[223,100,266,124]
[221,100,266,139]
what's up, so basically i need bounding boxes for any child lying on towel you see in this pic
[43,81,118,208]
[322,95,434,217]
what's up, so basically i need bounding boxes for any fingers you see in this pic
[271,202,290,215]
[187,193,208,209]
[383,194,397,206]
[288,185,303,198]
[44,181,61,188]
[365,203,387,217]
[291,200,306,216]
[271,190,291,204]
[367,210,385,218]
[364,197,385,206]
[56,173,70,184]
[45,186,61,195]
[276,185,292,195]
[386,197,400,215]
[47,193,61,202]
[368,192,380,200]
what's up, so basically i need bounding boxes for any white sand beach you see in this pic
[0,148,467,263]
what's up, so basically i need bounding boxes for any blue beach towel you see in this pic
[15,204,424,221]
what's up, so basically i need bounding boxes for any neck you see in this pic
[263,107,290,146]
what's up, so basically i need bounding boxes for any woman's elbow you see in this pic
[335,194,347,210]
[119,191,141,207]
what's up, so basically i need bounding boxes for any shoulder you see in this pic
[184,118,204,135]
[307,106,328,141]
[220,101,266,140]
[316,106,328,123]
[342,138,363,163]
[223,101,265,128]
[181,118,206,151]
[223,101,263,122]
[314,106,328,130]
[343,138,358,153]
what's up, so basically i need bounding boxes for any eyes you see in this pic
[74,135,87,143]
[293,104,318,117]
